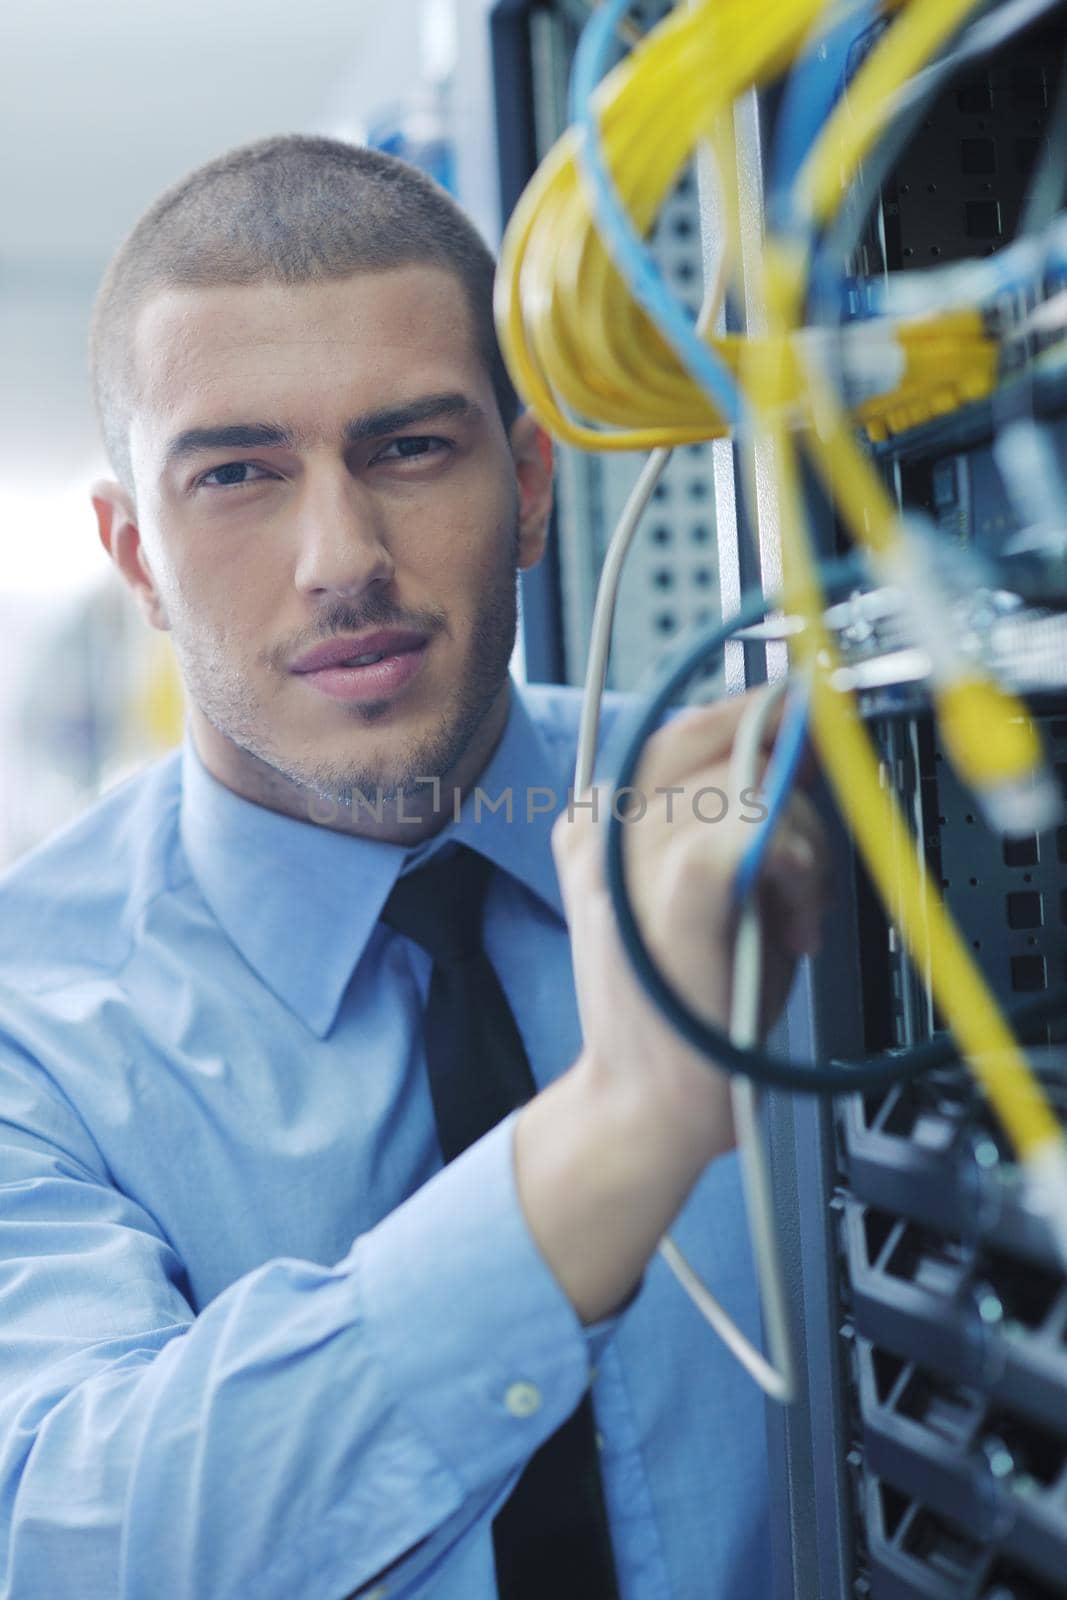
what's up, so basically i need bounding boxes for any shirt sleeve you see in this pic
[0,1040,612,1600]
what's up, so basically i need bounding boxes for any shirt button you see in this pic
[595,1431,605,1451]
[505,1381,543,1418]
[363,1589,387,1599]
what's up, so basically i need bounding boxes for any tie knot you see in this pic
[380,843,495,965]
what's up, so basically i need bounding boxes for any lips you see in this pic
[291,631,429,674]
[294,634,431,705]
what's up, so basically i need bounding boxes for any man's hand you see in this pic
[553,690,828,1166]
[514,688,829,1324]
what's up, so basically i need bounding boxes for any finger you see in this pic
[631,687,786,797]
[775,791,829,878]
[759,826,829,956]
[551,782,607,857]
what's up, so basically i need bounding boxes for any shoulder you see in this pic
[514,678,644,767]
[0,751,186,994]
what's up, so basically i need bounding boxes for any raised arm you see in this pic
[516,692,826,1324]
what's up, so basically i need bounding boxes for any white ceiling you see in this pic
[0,0,404,268]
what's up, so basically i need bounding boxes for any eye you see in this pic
[196,461,276,489]
[372,435,451,465]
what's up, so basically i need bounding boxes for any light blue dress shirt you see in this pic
[0,675,771,1600]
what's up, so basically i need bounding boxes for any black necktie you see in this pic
[380,843,620,1600]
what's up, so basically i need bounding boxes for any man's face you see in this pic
[96,266,550,836]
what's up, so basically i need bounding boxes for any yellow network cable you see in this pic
[492,0,1067,1248]
[495,129,725,449]
[752,0,1067,1219]
[494,0,1002,451]
[755,241,1062,1164]
[800,348,1048,816]
[494,0,829,448]
[759,0,1054,835]
[501,0,1045,832]
[852,307,998,440]
[759,0,1067,1243]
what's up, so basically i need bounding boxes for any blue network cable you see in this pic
[732,680,811,907]
[767,0,881,233]
[567,0,745,428]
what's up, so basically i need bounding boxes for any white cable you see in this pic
[575,447,674,791]
[580,635,799,1399]
[655,681,797,1406]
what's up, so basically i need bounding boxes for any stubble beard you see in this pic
[172,520,522,812]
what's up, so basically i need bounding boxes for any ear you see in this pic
[508,410,554,572]
[91,479,170,631]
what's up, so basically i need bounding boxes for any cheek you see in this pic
[449,529,517,611]
[154,512,276,607]
[161,543,279,650]
[449,460,517,550]
[466,485,521,578]
[405,483,515,598]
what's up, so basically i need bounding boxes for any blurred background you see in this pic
[0,0,720,865]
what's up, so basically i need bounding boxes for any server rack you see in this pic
[736,14,1067,1598]
[489,4,1067,1596]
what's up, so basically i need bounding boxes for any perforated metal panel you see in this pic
[851,19,1067,280]
[872,715,1067,1041]
[882,25,1065,269]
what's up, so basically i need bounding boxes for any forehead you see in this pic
[129,265,487,456]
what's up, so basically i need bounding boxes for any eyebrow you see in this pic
[161,392,485,473]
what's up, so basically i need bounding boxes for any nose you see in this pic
[292,467,395,600]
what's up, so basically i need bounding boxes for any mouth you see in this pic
[291,629,430,673]
[335,648,400,667]
[293,638,431,705]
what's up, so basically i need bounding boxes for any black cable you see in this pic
[601,569,1067,1094]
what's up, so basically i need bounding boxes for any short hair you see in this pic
[89,134,519,496]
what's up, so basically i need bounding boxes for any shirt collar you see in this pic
[179,677,570,1038]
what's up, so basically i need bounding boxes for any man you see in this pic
[0,136,824,1598]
